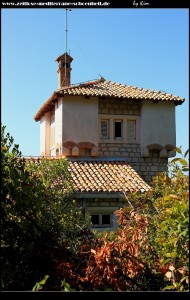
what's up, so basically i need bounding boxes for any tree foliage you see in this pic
[1,124,89,290]
[52,147,189,291]
[1,124,189,291]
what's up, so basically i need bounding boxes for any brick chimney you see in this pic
[55,52,73,88]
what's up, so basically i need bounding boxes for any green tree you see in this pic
[53,147,189,291]
[115,147,189,291]
[2,123,188,291]
[1,124,88,290]
[148,147,189,291]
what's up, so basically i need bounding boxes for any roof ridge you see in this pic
[104,80,174,95]
[58,76,106,91]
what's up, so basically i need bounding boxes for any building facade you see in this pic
[34,52,185,230]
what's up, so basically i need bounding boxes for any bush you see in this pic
[53,147,189,291]
[1,124,90,290]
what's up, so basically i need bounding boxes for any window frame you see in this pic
[85,207,119,230]
[99,115,140,143]
[91,213,112,227]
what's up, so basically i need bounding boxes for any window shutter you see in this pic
[101,120,109,138]
[127,120,136,141]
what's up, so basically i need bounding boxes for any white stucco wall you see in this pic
[40,112,51,156]
[62,96,99,145]
[45,111,51,156]
[40,116,45,156]
[141,101,176,149]
[55,98,63,149]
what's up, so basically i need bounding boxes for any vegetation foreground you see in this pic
[1,124,189,291]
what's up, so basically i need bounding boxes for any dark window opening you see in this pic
[91,215,99,225]
[90,213,112,227]
[62,62,70,68]
[102,214,110,225]
[114,121,122,139]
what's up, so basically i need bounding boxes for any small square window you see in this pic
[90,213,112,227]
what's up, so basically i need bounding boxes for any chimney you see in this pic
[55,52,73,88]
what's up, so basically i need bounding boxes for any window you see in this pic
[86,207,118,230]
[62,62,70,68]
[99,115,139,143]
[90,213,112,227]
[102,214,111,225]
[127,120,136,141]
[101,120,109,139]
[91,215,99,225]
[114,120,122,139]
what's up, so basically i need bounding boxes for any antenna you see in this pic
[65,9,71,80]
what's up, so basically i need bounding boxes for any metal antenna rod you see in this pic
[65,9,71,80]
[65,9,68,80]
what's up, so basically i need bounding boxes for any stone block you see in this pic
[141,148,149,157]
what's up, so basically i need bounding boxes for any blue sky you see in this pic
[1,8,189,157]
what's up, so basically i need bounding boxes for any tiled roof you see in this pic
[24,157,151,194]
[67,160,151,194]
[34,77,185,121]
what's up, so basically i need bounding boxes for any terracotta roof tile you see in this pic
[34,78,185,121]
[67,160,151,194]
[24,157,150,194]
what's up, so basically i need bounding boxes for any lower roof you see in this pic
[24,157,151,195]
[67,159,151,194]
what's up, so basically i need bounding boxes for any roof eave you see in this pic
[174,99,185,106]
[34,93,58,122]
[74,191,129,199]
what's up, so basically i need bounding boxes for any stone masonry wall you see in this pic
[98,98,168,184]
[98,143,168,184]
[85,198,124,208]
[99,97,140,115]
